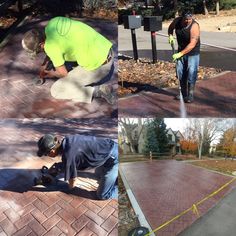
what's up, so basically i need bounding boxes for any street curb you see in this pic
[119,166,154,235]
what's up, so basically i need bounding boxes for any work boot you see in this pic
[186,83,195,103]
[93,84,116,105]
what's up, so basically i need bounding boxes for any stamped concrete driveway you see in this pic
[119,71,236,117]
[120,160,236,236]
[0,119,118,236]
[0,16,117,118]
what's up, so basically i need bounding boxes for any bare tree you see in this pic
[185,119,225,159]
[118,118,144,153]
[203,0,209,15]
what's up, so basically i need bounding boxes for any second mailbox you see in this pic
[143,16,163,31]
[123,15,142,29]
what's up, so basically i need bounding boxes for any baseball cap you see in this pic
[37,134,57,157]
[181,10,193,18]
[22,29,44,57]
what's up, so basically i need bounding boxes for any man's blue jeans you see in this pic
[176,54,200,86]
[97,142,118,200]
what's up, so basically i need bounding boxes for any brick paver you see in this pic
[0,17,117,118]
[119,71,236,117]
[0,119,118,235]
[120,160,236,235]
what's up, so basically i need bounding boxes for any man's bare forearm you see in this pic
[180,40,197,55]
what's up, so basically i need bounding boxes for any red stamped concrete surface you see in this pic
[120,160,236,236]
[118,71,236,117]
[0,119,118,235]
[0,17,117,118]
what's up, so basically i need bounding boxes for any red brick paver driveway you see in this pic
[0,119,118,235]
[119,71,236,117]
[120,160,236,236]
[0,17,117,118]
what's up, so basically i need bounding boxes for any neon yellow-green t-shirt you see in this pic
[44,17,112,71]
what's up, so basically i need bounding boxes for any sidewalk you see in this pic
[180,187,236,236]
[0,16,117,118]
[119,71,236,117]
[0,119,118,235]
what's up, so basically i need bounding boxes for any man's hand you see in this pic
[68,178,77,189]
[168,35,175,45]
[172,52,183,62]
[43,69,57,78]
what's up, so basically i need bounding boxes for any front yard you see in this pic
[190,159,236,176]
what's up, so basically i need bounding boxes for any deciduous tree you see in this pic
[118,118,144,153]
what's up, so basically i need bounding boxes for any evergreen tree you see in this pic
[144,118,169,155]
[155,118,169,153]
[144,120,160,154]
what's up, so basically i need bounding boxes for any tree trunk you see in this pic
[173,0,178,17]
[203,0,209,15]
[198,139,203,159]
[145,0,148,9]
[216,0,220,15]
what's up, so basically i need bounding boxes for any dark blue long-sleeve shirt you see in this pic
[61,134,114,181]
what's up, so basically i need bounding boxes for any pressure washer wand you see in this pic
[171,43,181,93]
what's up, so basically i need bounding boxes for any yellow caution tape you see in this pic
[145,177,236,236]
[192,204,200,217]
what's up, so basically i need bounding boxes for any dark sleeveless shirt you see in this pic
[175,18,200,55]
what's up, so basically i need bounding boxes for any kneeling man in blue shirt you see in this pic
[37,134,118,200]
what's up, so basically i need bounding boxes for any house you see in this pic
[166,128,184,155]
[119,121,184,155]
[119,120,146,154]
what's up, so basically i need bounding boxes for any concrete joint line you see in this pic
[119,167,154,235]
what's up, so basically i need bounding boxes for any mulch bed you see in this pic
[118,58,222,97]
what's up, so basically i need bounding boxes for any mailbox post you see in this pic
[123,15,142,61]
[143,16,163,63]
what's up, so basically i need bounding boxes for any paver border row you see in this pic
[119,166,154,235]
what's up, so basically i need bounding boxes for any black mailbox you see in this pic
[123,15,142,29]
[143,16,163,31]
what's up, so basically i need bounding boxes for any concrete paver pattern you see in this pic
[0,17,117,118]
[0,119,118,235]
[120,160,236,235]
[119,71,236,117]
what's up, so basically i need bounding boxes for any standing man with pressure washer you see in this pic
[37,133,118,200]
[22,16,115,104]
[168,10,200,103]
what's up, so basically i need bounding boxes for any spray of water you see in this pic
[179,89,187,118]
[171,43,187,118]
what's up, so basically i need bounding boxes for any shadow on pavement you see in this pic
[0,168,100,200]
[119,81,176,96]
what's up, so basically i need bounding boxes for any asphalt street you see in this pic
[119,25,236,71]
